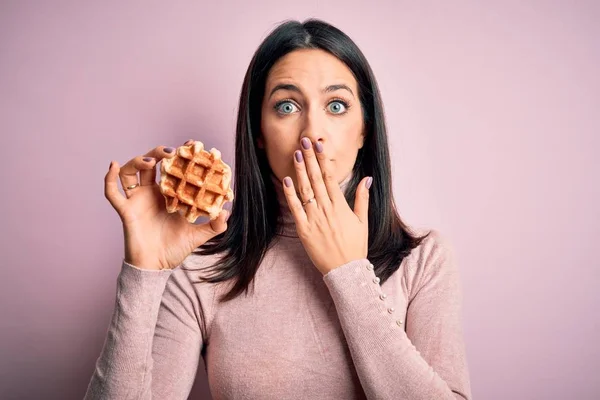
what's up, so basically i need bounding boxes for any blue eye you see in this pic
[275,101,299,114]
[328,100,348,114]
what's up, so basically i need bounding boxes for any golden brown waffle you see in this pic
[159,141,234,222]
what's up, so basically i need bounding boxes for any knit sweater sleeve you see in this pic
[322,230,472,400]
[84,260,205,400]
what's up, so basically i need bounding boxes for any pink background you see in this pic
[1,1,598,399]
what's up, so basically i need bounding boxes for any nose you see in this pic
[300,107,326,145]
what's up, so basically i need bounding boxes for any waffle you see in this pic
[159,141,234,222]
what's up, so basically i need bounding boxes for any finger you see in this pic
[283,176,308,226]
[192,209,229,247]
[118,157,141,191]
[313,140,345,205]
[138,157,157,185]
[354,176,372,223]
[148,145,176,162]
[300,137,331,208]
[120,146,176,190]
[105,161,127,214]
[209,209,229,232]
[293,149,315,204]
[119,156,149,191]
[139,143,181,186]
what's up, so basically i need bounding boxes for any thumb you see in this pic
[353,176,372,223]
[192,209,229,247]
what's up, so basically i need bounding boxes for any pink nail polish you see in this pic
[301,137,311,150]
[315,141,323,153]
[284,177,292,187]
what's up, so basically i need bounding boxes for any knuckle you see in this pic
[216,223,227,234]
[104,189,115,205]
[298,225,312,239]
[292,202,304,212]
[299,186,313,197]
[317,218,331,232]
[322,170,334,182]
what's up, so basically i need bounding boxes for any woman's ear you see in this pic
[358,130,366,149]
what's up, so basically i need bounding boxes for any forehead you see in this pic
[266,49,357,91]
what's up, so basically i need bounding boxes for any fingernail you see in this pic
[284,177,292,187]
[366,176,373,189]
[301,137,311,150]
[143,157,154,162]
[164,147,174,153]
[295,150,303,163]
[315,141,323,153]
[225,211,231,221]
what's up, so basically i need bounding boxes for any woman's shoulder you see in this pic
[174,252,227,287]
[407,227,456,265]
[160,252,227,306]
[400,227,459,296]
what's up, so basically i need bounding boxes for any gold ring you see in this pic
[302,197,316,207]
[126,183,140,190]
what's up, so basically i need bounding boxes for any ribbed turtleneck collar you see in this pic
[270,171,354,238]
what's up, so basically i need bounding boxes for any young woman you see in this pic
[86,19,472,400]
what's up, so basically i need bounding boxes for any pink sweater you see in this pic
[85,179,472,400]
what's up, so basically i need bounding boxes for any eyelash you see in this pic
[273,97,352,115]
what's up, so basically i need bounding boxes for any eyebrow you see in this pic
[268,83,355,99]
